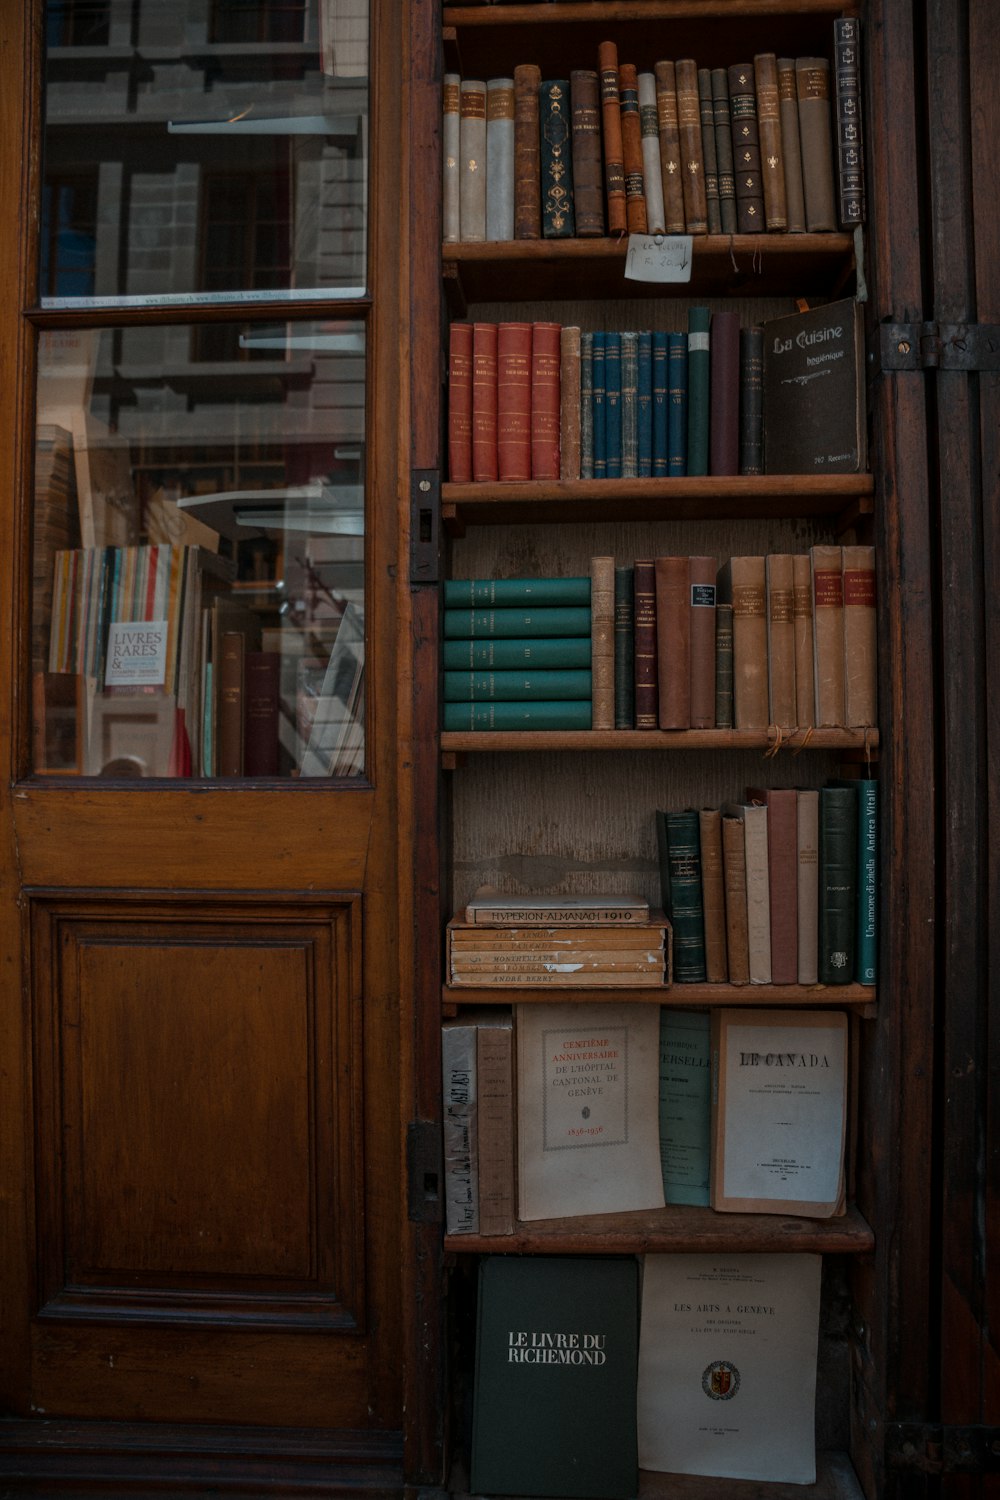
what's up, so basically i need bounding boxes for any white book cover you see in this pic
[516,1002,665,1221]
[722,803,771,983]
[637,1252,822,1483]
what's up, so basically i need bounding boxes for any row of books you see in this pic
[448,298,867,482]
[448,912,670,986]
[658,781,878,989]
[444,28,865,244]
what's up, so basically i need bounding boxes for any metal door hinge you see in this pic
[873,321,1000,374]
[407,1120,443,1223]
[887,1423,1000,1475]
[410,469,441,585]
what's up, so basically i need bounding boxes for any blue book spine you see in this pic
[652,331,668,477]
[620,330,638,479]
[443,700,593,731]
[686,306,711,476]
[580,331,594,479]
[658,1009,711,1205]
[668,332,688,477]
[444,577,591,607]
[592,331,607,480]
[605,331,622,479]
[637,331,653,477]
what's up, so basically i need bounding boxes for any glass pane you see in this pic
[41,0,368,304]
[32,321,366,781]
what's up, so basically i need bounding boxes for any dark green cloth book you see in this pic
[668,331,687,476]
[833,776,878,984]
[540,80,576,238]
[658,1008,711,1205]
[444,669,592,701]
[471,1255,639,1499]
[444,577,591,607]
[614,565,635,729]
[444,700,592,730]
[605,331,622,479]
[442,636,593,670]
[819,784,858,983]
[686,306,711,475]
[443,606,591,638]
[655,809,707,981]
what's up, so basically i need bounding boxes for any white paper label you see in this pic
[105,620,169,687]
[624,234,694,283]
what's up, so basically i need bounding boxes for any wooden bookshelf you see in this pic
[450,1451,866,1500]
[441,727,879,761]
[442,982,876,1017]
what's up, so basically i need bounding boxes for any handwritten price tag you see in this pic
[624,234,694,284]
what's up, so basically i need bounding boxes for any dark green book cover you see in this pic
[444,577,591,608]
[655,809,707,981]
[471,1255,639,1499]
[443,606,591,639]
[819,784,858,983]
[444,700,592,731]
[443,669,592,702]
[442,637,592,671]
[540,80,576,238]
[833,776,878,984]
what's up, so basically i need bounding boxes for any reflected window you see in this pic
[211,0,309,43]
[47,0,110,46]
[40,175,99,298]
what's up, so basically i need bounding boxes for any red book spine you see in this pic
[497,322,533,481]
[709,309,740,476]
[244,650,281,777]
[472,322,499,483]
[633,558,658,728]
[654,555,691,728]
[448,322,474,483]
[531,321,562,480]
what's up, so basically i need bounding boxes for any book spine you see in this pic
[637,330,653,478]
[591,331,606,479]
[531,320,562,480]
[652,331,668,478]
[463,906,651,926]
[443,669,593,701]
[842,543,877,727]
[658,1009,711,1205]
[448,321,474,483]
[580,331,594,479]
[497,321,532,481]
[760,786,799,985]
[605,331,622,479]
[472,321,498,482]
[444,578,591,607]
[819,784,858,982]
[796,788,820,984]
[443,700,593,731]
[812,543,846,726]
[513,64,542,240]
[460,80,487,242]
[686,307,710,476]
[741,805,772,982]
[618,63,648,233]
[711,68,737,235]
[486,78,515,241]
[443,605,592,638]
[614,565,635,729]
[777,58,807,233]
[728,63,765,234]
[738,325,764,476]
[720,555,769,730]
[675,59,708,233]
[698,809,728,982]
[620,330,638,479]
[855,777,878,984]
[598,40,627,232]
[476,1020,514,1237]
[664,809,707,981]
[834,18,866,228]
[667,331,688,476]
[698,67,722,235]
[753,53,788,231]
[709,308,740,476]
[633,559,659,728]
[796,58,837,232]
[638,73,666,234]
[590,555,615,731]
[540,80,575,238]
[654,60,687,234]
[217,629,245,776]
[655,556,691,729]
[560,325,582,481]
[243,649,280,777]
[689,556,717,730]
[443,73,462,243]
[570,69,605,236]
[453,934,662,953]
[442,1022,479,1234]
[766,552,797,730]
[721,813,750,983]
[714,601,734,728]
[793,552,816,727]
[442,636,593,670]
[452,955,662,976]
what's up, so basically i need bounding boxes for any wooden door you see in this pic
[0,0,408,1486]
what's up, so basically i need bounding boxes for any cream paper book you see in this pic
[516,1002,665,1221]
[637,1252,822,1483]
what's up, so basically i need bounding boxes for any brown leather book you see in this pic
[633,558,658,728]
[675,59,708,233]
[654,62,686,234]
[698,68,721,235]
[753,53,788,231]
[472,321,498,483]
[244,650,281,778]
[654,556,690,729]
[842,543,877,727]
[746,785,799,984]
[591,555,616,731]
[717,556,768,730]
[618,63,648,233]
[570,70,605,237]
[514,64,542,240]
[796,787,820,983]
[792,553,815,727]
[811,543,846,726]
[689,555,717,730]
[459,79,487,242]
[217,629,246,777]
[796,57,837,232]
[497,322,532,482]
[598,41,627,233]
[721,813,751,984]
[699,808,729,982]
[530,321,562,481]
[777,57,807,232]
[709,309,740,476]
[448,321,474,483]
[728,63,764,234]
[765,552,797,730]
[560,325,582,481]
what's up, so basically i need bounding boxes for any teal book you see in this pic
[444,700,592,730]
[471,1255,639,1499]
[833,776,878,984]
[686,306,711,476]
[655,809,707,982]
[443,669,592,701]
[443,606,591,638]
[667,331,688,476]
[658,1009,711,1205]
[637,330,653,477]
[620,329,638,479]
[818,784,858,983]
[652,331,668,477]
[580,330,594,479]
[442,636,592,670]
[592,331,607,479]
[605,331,622,479]
[613,565,635,729]
[444,577,591,608]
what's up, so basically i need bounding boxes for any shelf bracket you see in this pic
[872,320,1000,374]
[886,1423,1000,1476]
[410,469,442,585]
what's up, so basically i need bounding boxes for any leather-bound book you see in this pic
[244,650,281,777]
[620,329,638,480]
[570,70,605,237]
[796,787,820,984]
[686,306,710,476]
[711,68,737,235]
[842,543,877,727]
[633,558,658,728]
[618,63,648,233]
[777,58,807,232]
[766,552,797,731]
[652,331,668,477]
[560,325,581,480]
[796,58,836,231]
[598,40,627,233]
[753,54,788,231]
[811,543,846,727]
[217,629,246,777]
[722,801,771,983]
[656,809,707,981]
[717,556,768,730]
[818,784,858,983]
[762,299,866,474]
[739,324,764,475]
[709,308,740,476]
[472,321,499,482]
[834,19,866,228]
[654,61,687,234]
[443,73,461,243]
[513,64,542,240]
[715,601,734,728]
[747,785,798,984]
[531,321,562,480]
[540,80,575,237]
[728,63,764,234]
[605,331,622,479]
[675,59,708,233]
[591,330,606,479]
[591,555,615,730]
[793,553,815,727]
[580,330,594,478]
[668,331,687,476]
[699,808,729,982]
[638,72,666,234]
[497,321,532,482]
[614,565,635,729]
[459,79,487,241]
[486,78,515,242]
[720,813,750,983]
[698,68,722,235]
[637,330,653,478]
[448,321,474,483]
[689,555,717,730]
[654,555,691,729]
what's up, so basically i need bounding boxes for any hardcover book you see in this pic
[796,56,837,231]
[717,556,768,730]
[476,1013,515,1236]
[655,808,707,982]
[722,801,771,983]
[447,321,473,482]
[638,72,666,234]
[442,1015,480,1234]
[753,52,788,230]
[819,782,858,983]
[497,321,532,481]
[540,80,576,238]
[486,77,515,242]
[834,18,867,227]
[654,60,686,234]
[811,543,846,727]
[531,321,563,480]
[747,785,798,985]
[464,891,650,925]
[777,57,807,232]
[590,554,615,731]
[698,66,721,235]
[686,307,711,476]
[762,299,866,475]
[598,40,627,233]
[442,73,461,243]
[570,70,605,237]
[728,62,765,233]
[459,79,487,241]
[842,543,877,727]
[618,62,648,233]
[513,63,542,239]
[712,67,738,235]
[658,1008,711,1204]
[675,58,708,233]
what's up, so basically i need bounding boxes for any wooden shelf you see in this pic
[444,1200,874,1256]
[441,727,879,759]
[450,1450,864,1500]
[443,981,874,1010]
[445,0,856,23]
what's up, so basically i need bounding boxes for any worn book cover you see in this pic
[762,299,866,474]
[471,1255,639,1498]
[659,1009,711,1204]
[637,1252,821,1482]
